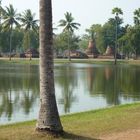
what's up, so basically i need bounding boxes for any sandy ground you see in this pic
[100,129,140,140]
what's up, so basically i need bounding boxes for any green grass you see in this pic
[0,58,140,65]
[0,58,39,65]
[0,103,140,140]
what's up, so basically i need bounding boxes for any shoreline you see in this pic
[0,102,140,139]
[0,58,140,65]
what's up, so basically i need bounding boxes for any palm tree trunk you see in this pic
[68,31,71,61]
[36,0,63,134]
[28,31,32,61]
[114,15,118,65]
[9,27,12,61]
[0,0,2,24]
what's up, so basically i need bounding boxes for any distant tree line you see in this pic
[0,3,140,59]
[0,4,39,60]
[79,7,140,59]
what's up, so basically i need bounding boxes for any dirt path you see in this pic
[100,129,140,140]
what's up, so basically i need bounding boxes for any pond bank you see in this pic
[0,103,140,140]
[0,58,140,65]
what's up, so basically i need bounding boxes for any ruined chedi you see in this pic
[85,40,99,58]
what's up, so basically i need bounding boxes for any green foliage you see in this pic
[59,12,80,33]
[19,9,39,52]
[78,34,89,51]
[134,8,140,25]
[11,28,24,53]
[1,4,20,31]
[112,7,123,16]
[22,32,30,50]
[19,9,39,33]
[0,4,140,58]
[129,26,140,55]
[54,32,80,54]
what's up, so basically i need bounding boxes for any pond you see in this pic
[0,63,140,124]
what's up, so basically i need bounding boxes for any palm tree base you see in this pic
[36,127,64,136]
[9,57,11,61]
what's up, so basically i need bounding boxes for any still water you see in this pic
[0,63,140,124]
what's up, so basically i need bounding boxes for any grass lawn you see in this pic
[0,58,140,65]
[0,103,140,140]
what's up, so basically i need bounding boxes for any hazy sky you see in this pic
[2,0,140,34]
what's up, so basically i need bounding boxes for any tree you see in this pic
[78,34,89,51]
[133,8,140,58]
[19,9,39,60]
[36,0,63,134]
[101,18,117,54]
[0,0,2,24]
[1,4,20,60]
[59,12,80,61]
[112,7,123,64]
[134,8,140,25]
[54,32,80,56]
[117,25,133,58]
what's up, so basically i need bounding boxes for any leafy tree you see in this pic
[129,26,140,58]
[101,19,116,50]
[112,7,123,17]
[54,32,80,56]
[78,34,89,51]
[121,9,140,58]
[0,0,4,24]
[1,4,20,60]
[117,25,133,58]
[11,29,24,54]
[134,8,140,25]
[0,30,9,52]
[36,0,63,134]
[59,12,80,61]
[112,7,123,64]
[19,9,39,60]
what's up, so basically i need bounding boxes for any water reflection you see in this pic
[55,64,77,113]
[0,65,39,123]
[0,63,140,124]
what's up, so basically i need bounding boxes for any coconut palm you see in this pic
[0,0,3,48]
[19,9,39,60]
[59,12,80,61]
[134,8,140,25]
[112,7,123,65]
[2,4,20,60]
[0,0,2,24]
[36,0,63,134]
[112,7,123,16]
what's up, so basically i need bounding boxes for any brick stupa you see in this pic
[85,40,99,58]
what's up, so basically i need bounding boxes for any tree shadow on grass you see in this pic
[62,131,101,140]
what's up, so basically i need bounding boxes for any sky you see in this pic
[2,0,140,34]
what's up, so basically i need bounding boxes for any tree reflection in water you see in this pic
[55,64,77,113]
[0,65,39,122]
[0,64,140,124]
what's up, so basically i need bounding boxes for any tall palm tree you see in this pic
[134,8,140,25]
[2,4,20,60]
[36,0,63,134]
[59,12,80,61]
[0,0,2,24]
[0,0,3,50]
[112,7,123,65]
[19,9,39,60]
